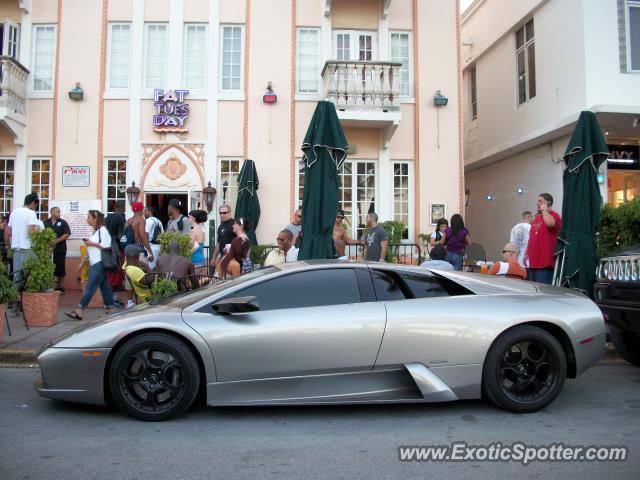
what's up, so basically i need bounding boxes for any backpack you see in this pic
[99,229,120,272]
[150,218,162,244]
[119,221,135,251]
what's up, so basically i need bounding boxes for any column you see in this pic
[127,0,144,216]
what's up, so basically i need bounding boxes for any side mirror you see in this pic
[211,296,260,315]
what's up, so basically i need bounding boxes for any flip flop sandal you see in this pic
[64,311,83,321]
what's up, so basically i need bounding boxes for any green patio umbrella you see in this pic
[555,111,609,297]
[234,159,260,245]
[298,101,348,260]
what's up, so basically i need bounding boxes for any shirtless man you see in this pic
[123,202,154,307]
[333,209,363,249]
[156,241,197,289]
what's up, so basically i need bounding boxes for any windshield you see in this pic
[167,267,279,308]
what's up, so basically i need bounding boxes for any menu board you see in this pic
[49,200,101,240]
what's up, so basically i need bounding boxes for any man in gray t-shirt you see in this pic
[285,208,302,246]
[166,198,191,235]
[362,212,389,262]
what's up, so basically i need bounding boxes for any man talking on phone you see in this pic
[523,193,562,284]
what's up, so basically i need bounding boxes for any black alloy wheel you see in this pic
[109,333,200,421]
[483,325,567,413]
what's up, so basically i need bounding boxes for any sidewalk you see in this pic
[0,289,127,365]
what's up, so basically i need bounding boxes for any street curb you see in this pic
[0,348,38,365]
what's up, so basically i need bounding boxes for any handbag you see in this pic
[99,228,120,272]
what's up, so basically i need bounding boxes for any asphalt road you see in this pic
[1,364,639,480]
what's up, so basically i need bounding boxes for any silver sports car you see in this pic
[35,261,606,421]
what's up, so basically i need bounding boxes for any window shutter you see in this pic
[144,24,167,89]
[297,28,320,93]
[109,24,130,89]
[33,25,55,91]
[390,33,410,96]
[184,24,207,89]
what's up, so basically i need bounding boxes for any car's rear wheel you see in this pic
[109,333,200,421]
[609,324,640,367]
[483,325,566,413]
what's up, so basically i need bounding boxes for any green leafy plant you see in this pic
[150,278,179,303]
[158,232,192,257]
[597,198,640,258]
[380,220,406,262]
[249,244,274,267]
[0,263,19,304]
[23,228,57,293]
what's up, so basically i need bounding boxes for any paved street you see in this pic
[0,363,639,480]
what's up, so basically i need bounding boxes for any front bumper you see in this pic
[594,281,640,334]
[35,347,111,405]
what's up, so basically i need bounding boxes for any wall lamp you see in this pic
[68,82,84,101]
[433,90,448,106]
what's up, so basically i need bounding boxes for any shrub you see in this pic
[597,198,640,258]
[0,263,19,304]
[249,244,273,267]
[23,228,57,293]
[150,278,179,303]
[380,220,406,262]
[158,232,192,257]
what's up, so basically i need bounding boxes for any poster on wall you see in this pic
[430,203,446,225]
[49,199,101,240]
[62,166,90,187]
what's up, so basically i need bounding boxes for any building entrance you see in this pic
[145,193,188,228]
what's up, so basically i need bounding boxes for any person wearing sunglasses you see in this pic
[264,229,299,266]
[487,242,527,280]
[333,209,363,259]
[209,204,236,267]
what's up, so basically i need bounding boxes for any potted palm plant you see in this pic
[22,228,61,327]
[0,263,19,342]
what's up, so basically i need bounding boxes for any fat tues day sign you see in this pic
[153,89,190,133]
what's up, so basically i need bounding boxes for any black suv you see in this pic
[594,245,640,366]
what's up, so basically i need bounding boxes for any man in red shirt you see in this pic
[524,193,562,284]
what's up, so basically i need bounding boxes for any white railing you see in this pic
[321,60,402,109]
[0,56,29,116]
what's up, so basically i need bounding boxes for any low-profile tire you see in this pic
[609,324,640,367]
[482,325,566,413]
[109,333,200,421]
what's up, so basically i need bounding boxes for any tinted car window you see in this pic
[398,271,449,299]
[371,270,407,301]
[230,268,361,311]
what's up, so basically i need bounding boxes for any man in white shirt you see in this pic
[510,211,533,267]
[144,206,164,269]
[4,193,40,275]
[264,229,299,266]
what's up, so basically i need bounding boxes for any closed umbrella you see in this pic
[234,159,260,245]
[554,111,609,297]
[298,101,348,260]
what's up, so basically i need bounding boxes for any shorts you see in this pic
[53,252,66,277]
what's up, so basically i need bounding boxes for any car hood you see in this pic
[608,244,640,257]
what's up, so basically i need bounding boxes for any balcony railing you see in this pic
[321,60,402,110]
[0,56,29,117]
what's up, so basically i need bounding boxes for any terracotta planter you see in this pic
[0,304,6,343]
[23,291,61,327]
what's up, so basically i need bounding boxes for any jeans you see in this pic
[529,267,554,285]
[12,249,34,287]
[445,251,464,271]
[79,262,116,308]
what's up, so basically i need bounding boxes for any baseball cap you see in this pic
[124,244,146,257]
[131,201,144,212]
[337,209,345,217]
[168,198,183,211]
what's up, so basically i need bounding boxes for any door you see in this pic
[191,268,387,382]
[1,19,19,59]
[333,30,377,61]
[145,192,187,227]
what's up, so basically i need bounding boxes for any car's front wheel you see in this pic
[109,333,200,421]
[483,325,566,413]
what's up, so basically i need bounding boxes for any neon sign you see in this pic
[153,89,190,133]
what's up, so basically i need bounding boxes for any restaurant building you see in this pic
[461,0,640,259]
[0,0,463,267]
